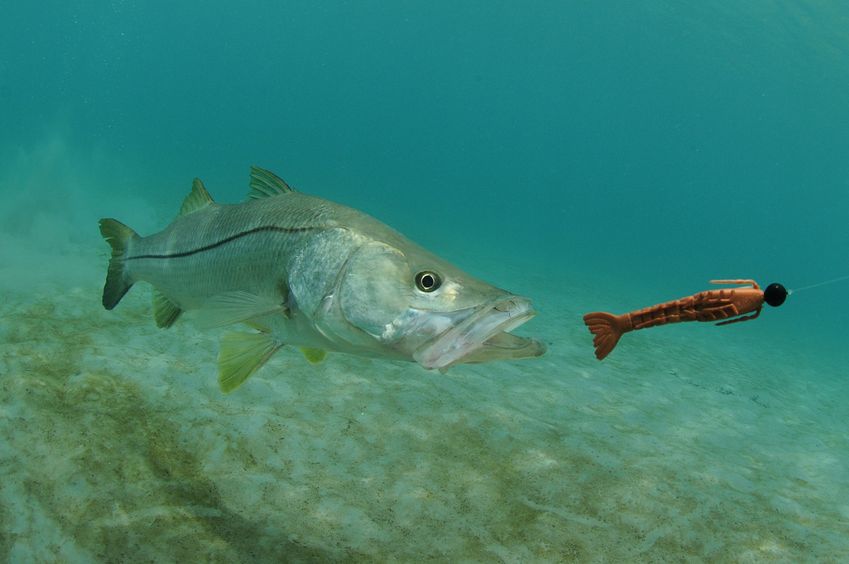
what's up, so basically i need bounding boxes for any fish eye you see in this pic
[415,271,442,292]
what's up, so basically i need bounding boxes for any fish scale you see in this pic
[126,199,330,310]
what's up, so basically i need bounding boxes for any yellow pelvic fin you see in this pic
[218,331,283,393]
[300,347,327,364]
[153,289,182,328]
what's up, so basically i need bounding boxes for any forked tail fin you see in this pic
[98,218,138,310]
[582,312,625,360]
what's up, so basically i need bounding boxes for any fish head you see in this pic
[322,240,545,370]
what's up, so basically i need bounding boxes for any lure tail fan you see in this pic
[582,312,625,360]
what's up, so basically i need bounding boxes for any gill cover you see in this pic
[338,242,411,338]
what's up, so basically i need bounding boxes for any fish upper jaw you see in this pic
[412,295,543,370]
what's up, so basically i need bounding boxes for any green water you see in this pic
[1,1,848,561]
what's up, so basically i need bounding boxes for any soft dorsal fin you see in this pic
[248,166,294,200]
[179,178,215,216]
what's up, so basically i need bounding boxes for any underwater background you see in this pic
[2,1,848,561]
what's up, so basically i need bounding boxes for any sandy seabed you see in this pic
[1,249,848,563]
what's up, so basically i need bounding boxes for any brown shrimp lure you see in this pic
[583,279,788,360]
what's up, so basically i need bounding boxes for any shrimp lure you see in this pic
[583,279,788,360]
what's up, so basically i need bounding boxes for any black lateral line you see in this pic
[127,225,318,260]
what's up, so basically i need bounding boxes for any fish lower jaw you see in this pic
[412,300,538,370]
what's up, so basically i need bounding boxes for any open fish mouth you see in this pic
[413,296,546,370]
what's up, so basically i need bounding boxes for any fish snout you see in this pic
[413,295,543,370]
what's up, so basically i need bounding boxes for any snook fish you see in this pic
[99,166,545,392]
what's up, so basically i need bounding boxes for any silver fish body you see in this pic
[99,167,545,391]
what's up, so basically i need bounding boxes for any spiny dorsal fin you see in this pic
[248,166,294,200]
[179,178,214,216]
[153,289,182,328]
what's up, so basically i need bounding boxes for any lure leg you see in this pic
[715,307,761,326]
[709,279,760,290]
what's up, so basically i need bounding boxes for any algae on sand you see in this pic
[1,271,848,561]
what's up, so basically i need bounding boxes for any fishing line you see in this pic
[789,274,849,295]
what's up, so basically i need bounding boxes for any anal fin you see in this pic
[218,332,284,393]
[153,289,182,328]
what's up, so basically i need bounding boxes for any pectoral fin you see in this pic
[196,290,288,328]
[218,331,284,393]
